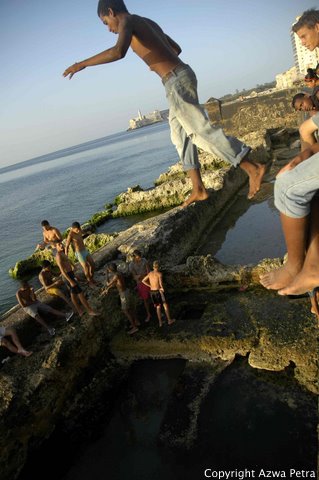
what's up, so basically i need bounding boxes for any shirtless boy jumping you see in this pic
[65,222,96,287]
[63,0,266,205]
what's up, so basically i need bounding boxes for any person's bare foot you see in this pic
[128,326,138,335]
[240,161,267,199]
[182,189,209,208]
[88,310,99,316]
[278,267,319,296]
[167,319,176,325]
[145,316,151,323]
[18,349,33,357]
[260,264,301,290]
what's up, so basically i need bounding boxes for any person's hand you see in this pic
[101,288,108,296]
[63,62,86,80]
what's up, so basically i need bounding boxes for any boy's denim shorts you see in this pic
[274,152,319,218]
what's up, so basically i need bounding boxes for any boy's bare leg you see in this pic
[80,261,96,287]
[124,309,139,334]
[78,292,99,316]
[34,313,51,331]
[87,257,96,282]
[163,303,175,325]
[182,168,209,207]
[70,293,84,316]
[45,305,68,319]
[239,160,267,200]
[156,305,163,327]
[279,200,319,296]
[260,213,308,290]
[52,290,75,312]
[144,298,151,322]
[4,328,32,356]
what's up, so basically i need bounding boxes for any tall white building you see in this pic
[291,16,319,74]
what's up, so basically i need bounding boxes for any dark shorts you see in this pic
[67,271,82,294]
[150,290,166,307]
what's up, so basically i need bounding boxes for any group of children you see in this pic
[4,224,175,360]
[102,250,175,335]
[3,4,319,360]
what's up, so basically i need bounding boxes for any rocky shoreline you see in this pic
[1,91,318,479]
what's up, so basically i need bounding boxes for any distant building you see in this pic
[291,16,319,74]
[128,109,164,130]
[276,66,298,90]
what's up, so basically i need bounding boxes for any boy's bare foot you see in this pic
[278,267,319,296]
[128,326,138,335]
[145,316,151,323]
[182,189,209,208]
[88,310,99,316]
[259,264,300,290]
[168,319,176,325]
[18,349,33,357]
[240,161,267,199]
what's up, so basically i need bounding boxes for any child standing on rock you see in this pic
[142,261,175,327]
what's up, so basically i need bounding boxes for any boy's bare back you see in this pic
[147,270,162,291]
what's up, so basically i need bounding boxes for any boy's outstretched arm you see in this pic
[63,16,133,79]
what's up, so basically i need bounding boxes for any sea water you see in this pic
[0,122,177,316]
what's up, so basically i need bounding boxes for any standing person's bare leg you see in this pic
[163,303,175,325]
[278,198,319,295]
[182,169,209,207]
[260,214,308,290]
[78,292,99,316]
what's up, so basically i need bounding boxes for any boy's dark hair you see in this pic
[72,221,81,229]
[42,260,51,268]
[305,68,317,80]
[292,93,305,109]
[41,220,49,227]
[97,0,128,17]
[133,249,142,257]
[108,262,117,272]
[292,9,319,32]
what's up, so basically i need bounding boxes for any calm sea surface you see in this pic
[0,122,177,316]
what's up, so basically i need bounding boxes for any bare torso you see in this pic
[127,15,183,77]
[148,270,162,290]
[69,231,85,252]
[114,272,126,294]
[39,269,53,288]
[56,252,73,274]
[17,287,36,307]
[43,227,62,245]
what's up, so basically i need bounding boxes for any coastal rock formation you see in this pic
[0,92,316,479]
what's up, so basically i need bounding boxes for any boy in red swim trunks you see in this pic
[129,250,151,322]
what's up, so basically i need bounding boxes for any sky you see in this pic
[0,0,317,168]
